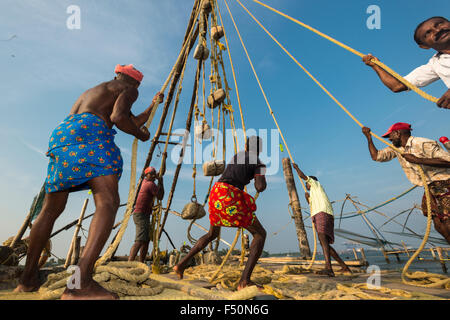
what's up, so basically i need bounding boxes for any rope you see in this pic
[95,3,202,268]
[38,261,164,300]
[304,222,317,270]
[224,0,309,191]
[250,0,439,103]
[232,0,444,288]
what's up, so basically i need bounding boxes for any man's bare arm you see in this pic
[362,127,379,161]
[110,88,149,141]
[156,177,165,200]
[254,175,267,193]
[437,89,450,109]
[402,154,450,168]
[131,92,165,128]
[292,163,308,180]
[363,54,408,93]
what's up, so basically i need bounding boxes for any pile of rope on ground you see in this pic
[401,271,450,290]
[183,263,274,291]
[181,262,446,300]
[39,261,163,300]
[0,261,262,300]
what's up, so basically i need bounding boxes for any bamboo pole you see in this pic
[401,241,410,257]
[132,23,200,205]
[436,247,448,274]
[352,248,359,260]
[359,248,367,265]
[157,58,203,241]
[64,197,89,268]
[281,158,311,258]
[430,247,437,260]
[10,184,45,248]
[70,236,81,266]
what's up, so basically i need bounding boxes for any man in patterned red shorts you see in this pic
[15,64,164,300]
[174,136,267,290]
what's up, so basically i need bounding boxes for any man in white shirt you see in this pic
[361,123,450,244]
[363,16,450,109]
[293,164,351,277]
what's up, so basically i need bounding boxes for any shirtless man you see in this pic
[14,64,164,300]
[174,136,267,290]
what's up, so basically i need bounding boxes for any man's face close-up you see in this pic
[417,18,450,49]
[388,131,402,148]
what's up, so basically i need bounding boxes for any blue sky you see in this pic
[1,0,449,260]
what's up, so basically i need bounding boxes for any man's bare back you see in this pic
[69,80,136,129]
[68,75,164,142]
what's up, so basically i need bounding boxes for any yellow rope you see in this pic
[304,222,317,270]
[223,0,307,192]
[250,0,439,103]
[232,0,442,288]
[95,3,202,268]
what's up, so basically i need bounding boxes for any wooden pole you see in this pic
[430,247,437,260]
[132,20,200,208]
[157,58,203,241]
[352,248,359,260]
[70,236,81,266]
[359,247,367,265]
[381,248,390,264]
[64,197,89,268]
[436,247,448,274]
[281,158,311,258]
[401,241,410,257]
[10,184,46,248]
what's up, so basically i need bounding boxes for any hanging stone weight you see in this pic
[193,44,210,61]
[211,26,225,41]
[201,0,212,14]
[181,198,206,220]
[207,88,226,109]
[203,159,225,177]
[195,121,212,142]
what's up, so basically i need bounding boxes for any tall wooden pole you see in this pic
[10,184,45,248]
[64,197,89,268]
[282,158,311,258]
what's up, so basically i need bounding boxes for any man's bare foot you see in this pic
[315,269,335,277]
[60,280,119,300]
[14,275,40,293]
[237,280,263,291]
[173,265,184,280]
[14,283,40,293]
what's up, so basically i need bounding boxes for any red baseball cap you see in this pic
[382,122,412,138]
[440,136,449,144]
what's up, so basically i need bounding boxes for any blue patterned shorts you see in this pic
[45,113,123,193]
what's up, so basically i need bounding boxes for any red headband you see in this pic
[115,64,144,83]
[144,167,156,175]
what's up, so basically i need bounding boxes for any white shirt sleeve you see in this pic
[403,58,440,88]
[376,147,398,162]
